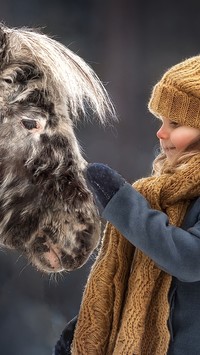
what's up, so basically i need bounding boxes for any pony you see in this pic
[0,23,115,273]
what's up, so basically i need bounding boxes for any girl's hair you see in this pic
[152,138,200,176]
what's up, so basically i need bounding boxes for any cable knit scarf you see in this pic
[72,155,200,355]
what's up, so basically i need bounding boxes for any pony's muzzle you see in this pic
[28,224,99,273]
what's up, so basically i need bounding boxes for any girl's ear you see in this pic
[0,25,8,67]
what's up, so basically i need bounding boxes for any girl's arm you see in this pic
[103,183,200,282]
[53,316,77,355]
[86,163,200,282]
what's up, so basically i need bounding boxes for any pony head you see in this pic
[0,24,115,273]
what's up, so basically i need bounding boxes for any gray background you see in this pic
[0,0,200,354]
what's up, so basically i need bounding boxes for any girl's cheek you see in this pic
[170,127,200,149]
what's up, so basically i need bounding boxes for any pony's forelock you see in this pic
[2,24,116,124]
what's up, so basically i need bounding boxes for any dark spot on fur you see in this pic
[15,63,42,83]
[46,113,59,129]
[32,236,50,253]
[67,101,74,121]
[0,28,8,67]
[75,226,94,249]
[64,240,70,248]
[76,211,86,224]
[27,134,81,197]
[38,235,47,244]
[22,89,54,112]
[59,177,90,206]
[34,244,50,253]
[72,246,81,255]
[40,133,70,150]
[5,214,41,246]
[0,112,4,123]
[3,194,41,246]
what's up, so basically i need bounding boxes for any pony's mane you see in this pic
[2,24,115,123]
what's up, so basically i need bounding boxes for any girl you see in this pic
[55,56,200,354]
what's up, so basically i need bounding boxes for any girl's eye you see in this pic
[169,121,179,127]
[21,119,37,130]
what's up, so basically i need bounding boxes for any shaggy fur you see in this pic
[0,24,115,273]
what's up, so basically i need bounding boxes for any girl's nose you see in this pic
[156,125,169,139]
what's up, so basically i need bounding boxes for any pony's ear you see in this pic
[0,25,8,66]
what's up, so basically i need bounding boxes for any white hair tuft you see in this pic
[3,24,116,124]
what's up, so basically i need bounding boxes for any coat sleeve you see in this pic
[102,183,200,282]
[53,316,77,355]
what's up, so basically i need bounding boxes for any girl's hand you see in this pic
[86,163,126,212]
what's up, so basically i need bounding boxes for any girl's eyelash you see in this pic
[170,121,179,127]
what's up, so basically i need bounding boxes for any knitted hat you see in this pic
[148,56,200,129]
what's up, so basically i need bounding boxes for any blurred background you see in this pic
[0,0,200,353]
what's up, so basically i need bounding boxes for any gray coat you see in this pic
[102,183,200,355]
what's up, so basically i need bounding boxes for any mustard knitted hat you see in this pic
[148,56,200,129]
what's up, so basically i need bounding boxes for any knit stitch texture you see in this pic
[148,56,200,128]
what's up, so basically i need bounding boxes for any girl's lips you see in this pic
[162,146,177,158]
[163,146,176,151]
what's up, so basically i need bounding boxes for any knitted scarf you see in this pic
[72,155,200,355]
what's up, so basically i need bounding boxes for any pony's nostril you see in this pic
[34,243,50,253]
[61,252,74,266]
[32,235,49,253]
[21,119,37,130]
[76,226,94,250]
[81,225,94,238]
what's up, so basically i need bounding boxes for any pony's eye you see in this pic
[21,119,37,130]
[3,78,12,84]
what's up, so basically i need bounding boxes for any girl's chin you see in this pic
[165,149,178,161]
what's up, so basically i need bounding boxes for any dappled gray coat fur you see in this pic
[0,24,115,273]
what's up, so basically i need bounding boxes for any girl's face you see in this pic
[156,117,200,161]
